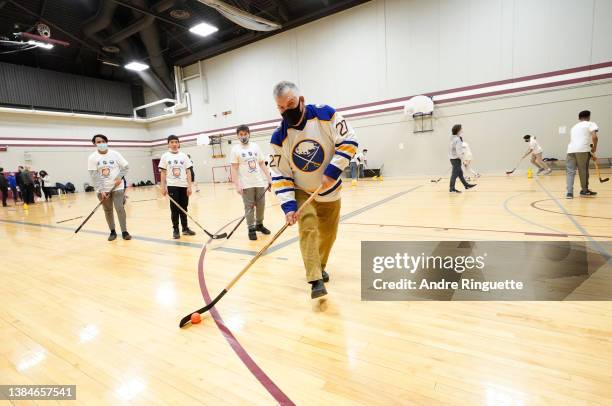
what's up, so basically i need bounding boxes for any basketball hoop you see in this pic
[404,95,434,133]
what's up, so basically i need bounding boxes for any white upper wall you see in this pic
[148,0,612,138]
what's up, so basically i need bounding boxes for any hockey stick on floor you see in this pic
[592,155,610,183]
[179,185,322,328]
[56,216,84,224]
[505,156,526,175]
[430,168,451,183]
[159,186,227,239]
[74,185,117,234]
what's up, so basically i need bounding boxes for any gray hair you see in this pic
[273,81,300,98]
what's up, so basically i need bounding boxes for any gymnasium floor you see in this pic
[1,172,611,405]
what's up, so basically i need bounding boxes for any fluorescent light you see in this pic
[124,61,149,72]
[28,40,53,50]
[189,22,218,37]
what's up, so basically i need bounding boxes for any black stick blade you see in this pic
[178,289,228,328]
[601,177,610,183]
[212,232,228,239]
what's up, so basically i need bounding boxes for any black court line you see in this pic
[535,179,611,261]
[502,192,566,235]
[0,218,257,256]
[0,186,422,256]
[531,198,612,220]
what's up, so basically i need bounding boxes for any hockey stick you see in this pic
[179,185,322,328]
[225,185,270,239]
[74,185,117,234]
[159,185,227,239]
[56,215,83,224]
[505,156,526,175]
[592,155,610,183]
[430,168,451,183]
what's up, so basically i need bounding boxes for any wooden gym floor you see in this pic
[1,171,611,405]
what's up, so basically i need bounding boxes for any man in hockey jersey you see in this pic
[270,81,358,299]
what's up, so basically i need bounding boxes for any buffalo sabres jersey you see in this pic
[270,104,358,214]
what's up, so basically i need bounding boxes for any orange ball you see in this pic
[190,313,202,324]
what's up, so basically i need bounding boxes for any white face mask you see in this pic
[97,143,108,152]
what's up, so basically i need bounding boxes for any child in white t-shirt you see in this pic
[230,125,272,241]
[87,134,131,241]
[159,135,196,239]
[522,135,551,175]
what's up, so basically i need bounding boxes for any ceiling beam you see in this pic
[176,0,370,66]
[109,0,188,30]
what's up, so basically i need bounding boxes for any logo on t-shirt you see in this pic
[292,139,324,172]
[101,168,110,177]
[172,167,181,178]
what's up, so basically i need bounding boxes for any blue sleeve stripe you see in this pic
[281,200,298,214]
[319,179,342,196]
[335,140,358,147]
[323,163,343,180]
[275,187,295,195]
[335,151,352,161]
[272,176,294,181]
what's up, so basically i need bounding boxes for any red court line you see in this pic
[342,221,612,239]
[196,243,295,405]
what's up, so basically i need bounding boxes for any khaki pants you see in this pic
[295,189,341,282]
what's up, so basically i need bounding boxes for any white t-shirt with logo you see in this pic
[568,121,599,153]
[159,151,193,187]
[230,142,268,189]
[529,138,543,154]
[87,149,128,192]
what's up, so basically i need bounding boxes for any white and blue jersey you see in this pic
[270,104,358,214]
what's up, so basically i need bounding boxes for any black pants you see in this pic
[10,186,18,202]
[167,186,189,230]
[42,187,54,201]
[24,184,35,203]
[1,187,7,206]
[450,158,469,191]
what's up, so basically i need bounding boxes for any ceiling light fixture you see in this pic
[124,61,149,72]
[189,22,219,37]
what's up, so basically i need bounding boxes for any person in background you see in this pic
[521,135,551,175]
[21,166,35,204]
[7,173,18,204]
[230,124,272,241]
[15,166,25,202]
[159,135,197,239]
[449,124,476,193]
[87,134,132,241]
[0,168,8,207]
[460,136,480,180]
[359,149,368,178]
[39,170,55,201]
[349,148,365,186]
[566,110,599,199]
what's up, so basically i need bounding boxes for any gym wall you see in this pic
[148,0,612,177]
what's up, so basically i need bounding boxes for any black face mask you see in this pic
[281,101,304,127]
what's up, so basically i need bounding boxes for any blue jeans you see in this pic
[350,162,358,179]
